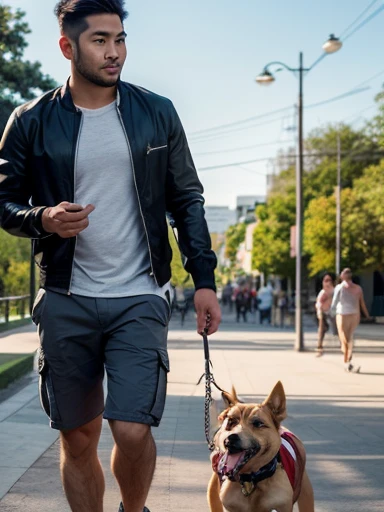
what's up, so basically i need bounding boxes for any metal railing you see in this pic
[0,295,30,323]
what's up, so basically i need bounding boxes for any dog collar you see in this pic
[238,454,279,497]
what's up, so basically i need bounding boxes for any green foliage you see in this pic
[0,231,30,296]
[0,5,57,134]
[252,168,296,279]
[225,223,246,268]
[0,5,57,297]
[251,95,384,280]
[168,226,193,288]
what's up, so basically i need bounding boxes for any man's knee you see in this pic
[110,421,151,454]
[61,415,102,460]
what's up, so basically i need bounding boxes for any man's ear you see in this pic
[262,381,287,424]
[59,35,74,61]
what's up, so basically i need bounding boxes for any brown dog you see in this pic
[207,381,314,512]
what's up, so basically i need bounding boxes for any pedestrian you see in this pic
[315,272,338,357]
[277,290,288,328]
[235,285,250,322]
[257,284,274,325]
[0,1,221,511]
[331,268,370,373]
[222,280,234,312]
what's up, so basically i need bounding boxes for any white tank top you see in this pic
[335,283,360,315]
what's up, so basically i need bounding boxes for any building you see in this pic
[236,195,266,222]
[204,206,236,234]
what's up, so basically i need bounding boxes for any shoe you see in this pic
[118,504,150,512]
[344,363,353,372]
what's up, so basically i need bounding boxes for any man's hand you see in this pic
[42,202,95,238]
[194,288,221,335]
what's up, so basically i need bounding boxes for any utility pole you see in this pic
[295,52,304,352]
[336,134,341,277]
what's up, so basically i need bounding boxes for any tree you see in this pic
[252,167,296,279]
[0,5,57,297]
[168,226,193,288]
[225,222,246,269]
[304,160,384,276]
[0,5,57,135]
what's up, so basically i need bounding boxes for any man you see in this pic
[0,1,221,511]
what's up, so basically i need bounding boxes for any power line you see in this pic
[339,0,380,39]
[189,69,384,143]
[306,86,370,109]
[193,139,294,156]
[343,3,384,42]
[197,149,384,172]
[190,114,292,143]
[309,1,384,71]
[237,165,270,177]
[188,105,293,139]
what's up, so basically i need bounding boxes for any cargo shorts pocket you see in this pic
[38,348,61,424]
[149,350,170,423]
[31,288,47,326]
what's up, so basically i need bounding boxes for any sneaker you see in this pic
[118,504,150,512]
[344,363,353,372]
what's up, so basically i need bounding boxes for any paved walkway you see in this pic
[0,313,383,511]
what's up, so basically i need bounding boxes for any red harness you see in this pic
[279,428,305,503]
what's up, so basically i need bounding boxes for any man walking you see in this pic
[0,1,221,511]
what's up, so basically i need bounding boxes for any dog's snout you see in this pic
[224,434,243,454]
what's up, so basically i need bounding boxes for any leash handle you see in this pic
[200,328,226,451]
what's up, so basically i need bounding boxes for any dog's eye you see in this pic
[252,419,264,428]
[227,417,239,429]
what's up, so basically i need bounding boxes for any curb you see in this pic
[0,354,34,390]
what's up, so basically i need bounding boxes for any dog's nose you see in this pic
[224,434,243,454]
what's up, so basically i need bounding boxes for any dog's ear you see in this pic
[262,381,287,424]
[221,386,239,409]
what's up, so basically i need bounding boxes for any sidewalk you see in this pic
[0,315,383,511]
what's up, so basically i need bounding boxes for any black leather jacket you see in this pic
[0,80,217,292]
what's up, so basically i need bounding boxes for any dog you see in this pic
[207,381,314,512]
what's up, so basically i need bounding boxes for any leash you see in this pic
[197,327,226,451]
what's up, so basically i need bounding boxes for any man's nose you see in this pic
[105,43,119,60]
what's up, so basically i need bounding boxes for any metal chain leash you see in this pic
[198,328,226,451]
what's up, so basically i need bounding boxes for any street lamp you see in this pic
[256,35,342,351]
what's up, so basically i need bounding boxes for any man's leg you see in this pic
[110,421,156,512]
[60,414,104,512]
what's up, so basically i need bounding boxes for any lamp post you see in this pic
[256,34,342,351]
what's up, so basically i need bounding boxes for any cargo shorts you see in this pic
[32,289,170,431]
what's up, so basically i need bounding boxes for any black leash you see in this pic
[197,328,226,451]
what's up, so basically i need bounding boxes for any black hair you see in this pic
[54,0,128,40]
[322,271,335,281]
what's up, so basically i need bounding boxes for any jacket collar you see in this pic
[59,77,123,112]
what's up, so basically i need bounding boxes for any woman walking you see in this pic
[315,273,337,357]
[331,268,371,372]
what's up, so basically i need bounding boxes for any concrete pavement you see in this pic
[0,313,383,511]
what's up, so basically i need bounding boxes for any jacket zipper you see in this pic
[147,143,167,155]
[117,106,158,285]
[67,110,84,295]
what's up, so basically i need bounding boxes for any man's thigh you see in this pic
[103,294,170,428]
[34,290,105,430]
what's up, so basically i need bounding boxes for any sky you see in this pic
[4,0,384,208]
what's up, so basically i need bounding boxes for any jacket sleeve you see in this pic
[0,108,48,238]
[165,101,217,291]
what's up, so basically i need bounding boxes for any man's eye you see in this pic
[94,39,105,44]
[116,38,126,44]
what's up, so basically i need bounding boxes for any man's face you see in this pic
[71,14,127,88]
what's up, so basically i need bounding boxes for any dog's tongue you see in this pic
[220,451,245,473]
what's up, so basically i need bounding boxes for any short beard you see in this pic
[73,46,120,88]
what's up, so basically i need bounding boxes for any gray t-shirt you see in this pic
[70,100,171,301]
